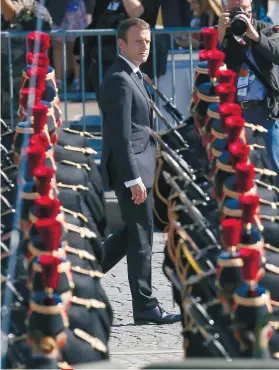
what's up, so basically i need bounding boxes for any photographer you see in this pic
[218,0,279,179]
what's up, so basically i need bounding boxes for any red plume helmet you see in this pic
[207,50,225,79]
[26,52,50,68]
[221,218,242,249]
[34,196,61,219]
[218,69,237,85]
[239,194,260,225]
[215,83,236,104]
[38,254,62,292]
[201,27,218,50]
[20,88,42,111]
[225,116,245,143]
[239,248,261,282]
[26,67,47,92]
[35,218,61,252]
[235,163,255,193]
[26,145,45,178]
[27,31,51,53]
[33,166,55,196]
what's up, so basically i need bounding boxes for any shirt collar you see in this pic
[119,54,140,74]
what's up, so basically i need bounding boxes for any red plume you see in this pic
[34,196,61,219]
[198,50,209,62]
[31,103,49,133]
[215,83,236,104]
[239,248,260,281]
[33,166,55,196]
[218,69,237,85]
[35,218,61,252]
[239,194,260,225]
[218,102,242,118]
[207,50,225,79]
[38,254,62,291]
[235,163,255,193]
[221,218,242,249]
[26,52,49,68]
[30,133,49,151]
[27,31,51,53]
[26,145,45,178]
[20,88,42,110]
[225,116,245,143]
[26,67,47,92]
[228,141,250,168]
[201,27,218,50]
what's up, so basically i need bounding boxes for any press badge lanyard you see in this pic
[237,51,255,97]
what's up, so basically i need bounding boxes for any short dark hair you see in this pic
[117,18,150,41]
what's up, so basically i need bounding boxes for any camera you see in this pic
[229,7,249,37]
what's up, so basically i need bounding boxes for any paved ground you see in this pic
[103,232,184,369]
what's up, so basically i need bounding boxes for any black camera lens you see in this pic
[231,17,248,36]
[229,7,249,36]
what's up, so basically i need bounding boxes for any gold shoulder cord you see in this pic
[255,179,279,193]
[73,328,107,353]
[71,296,106,309]
[60,206,88,223]
[249,144,265,151]
[64,145,97,155]
[63,128,96,139]
[244,122,268,133]
[255,168,277,177]
[60,160,90,171]
[64,222,96,238]
[65,245,96,261]
[71,266,104,278]
[265,244,279,253]
[56,182,89,191]
[259,198,278,209]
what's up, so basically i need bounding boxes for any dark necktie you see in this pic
[136,70,144,84]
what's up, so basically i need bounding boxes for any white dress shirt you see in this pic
[118,54,143,188]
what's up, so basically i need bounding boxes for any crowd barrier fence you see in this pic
[1,27,203,131]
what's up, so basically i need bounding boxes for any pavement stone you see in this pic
[103,232,184,369]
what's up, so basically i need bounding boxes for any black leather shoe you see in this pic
[134,305,182,325]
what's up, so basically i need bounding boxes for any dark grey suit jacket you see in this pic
[99,57,156,190]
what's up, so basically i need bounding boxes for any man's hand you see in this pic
[130,182,147,205]
[218,12,231,43]
[237,14,260,42]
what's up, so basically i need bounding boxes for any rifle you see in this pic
[144,75,189,125]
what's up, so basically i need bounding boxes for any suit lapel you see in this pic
[116,57,152,126]
[130,72,149,103]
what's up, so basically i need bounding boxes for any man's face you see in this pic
[118,26,151,66]
[222,0,252,17]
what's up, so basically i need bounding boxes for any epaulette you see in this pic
[273,25,279,32]
[63,127,96,138]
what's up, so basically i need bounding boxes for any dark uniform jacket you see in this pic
[221,20,279,94]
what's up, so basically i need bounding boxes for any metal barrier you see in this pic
[1,27,202,131]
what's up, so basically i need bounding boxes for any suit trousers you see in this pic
[102,185,158,313]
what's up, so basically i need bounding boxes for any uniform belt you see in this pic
[239,100,265,109]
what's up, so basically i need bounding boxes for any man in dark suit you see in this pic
[99,18,181,325]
